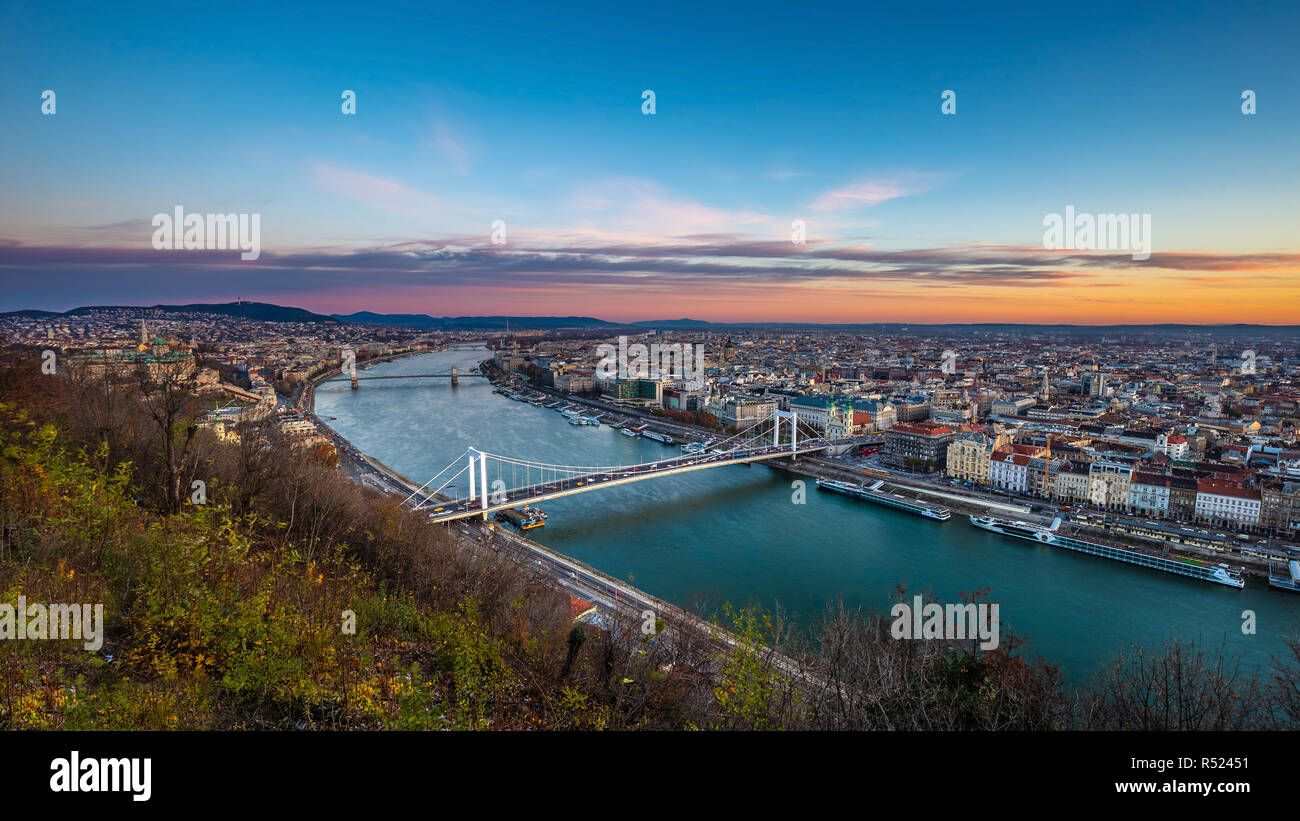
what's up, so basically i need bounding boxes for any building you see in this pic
[990,396,1037,416]
[662,387,707,412]
[1261,481,1300,536]
[989,449,1030,493]
[1163,434,1189,459]
[1195,478,1262,529]
[1053,461,1091,503]
[1168,476,1199,522]
[1129,472,1172,518]
[1088,461,1133,510]
[554,370,597,394]
[882,422,955,471]
[825,401,863,439]
[858,399,897,430]
[789,395,836,431]
[707,396,775,429]
[945,431,1010,485]
[1085,372,1109,397]
[606,378,666,406]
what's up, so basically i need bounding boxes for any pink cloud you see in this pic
[808,172,944,212]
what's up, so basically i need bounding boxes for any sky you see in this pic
[1,0,1298,324]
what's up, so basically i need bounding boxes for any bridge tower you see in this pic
[451,365,459,387]
[467,448,489,519]
[350,371,359,390]
[772,409,799,460]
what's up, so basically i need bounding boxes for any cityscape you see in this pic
[1,0,1297,804]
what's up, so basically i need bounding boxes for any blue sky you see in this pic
[1,0,1297,322]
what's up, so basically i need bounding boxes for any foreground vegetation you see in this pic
[1,350,1297,730]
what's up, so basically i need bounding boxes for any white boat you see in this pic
[969,515,1245,588]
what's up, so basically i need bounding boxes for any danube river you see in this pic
[316,348,1300,681]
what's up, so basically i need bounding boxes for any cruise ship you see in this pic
[969,515,1245,588]
[816,478,951,521]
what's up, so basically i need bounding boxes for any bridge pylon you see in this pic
[451,365,458,387]
[772,410,799,460]
[467,448,490,520]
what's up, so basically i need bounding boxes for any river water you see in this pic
[315,348,1300,682]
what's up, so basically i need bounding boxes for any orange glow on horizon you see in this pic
[279,269,1299,325]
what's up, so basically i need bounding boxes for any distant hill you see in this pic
[629,318,715,328]
[0,309,61,319]
[151,302,338,323]
[331,313,634,331]
[50,302,339,323]
[330,311,443,328]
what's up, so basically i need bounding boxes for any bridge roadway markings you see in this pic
[424,444,831,523]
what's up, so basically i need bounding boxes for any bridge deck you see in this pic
[325,372,490,382]
[421,443,827,522]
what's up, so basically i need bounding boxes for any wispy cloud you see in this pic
[562,178,779,237]
[312,163,444,220]
[808,172,946,212]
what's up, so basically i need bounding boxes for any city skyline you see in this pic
[3,0,1299,323]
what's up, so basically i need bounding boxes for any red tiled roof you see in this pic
[1196,478,1261,499]
[891,422,953,436]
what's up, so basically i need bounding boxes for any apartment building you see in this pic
[1195,478,1262,528]
[1088,461,1133,510]
[1054,461,1091,504]
[989,450,1030,493]
[1129,472,1172,518]
[1260,481,1300,535]
[946,432,1000,485]
[881,422,956,471]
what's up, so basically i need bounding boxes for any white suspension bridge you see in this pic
[402,410,843,522]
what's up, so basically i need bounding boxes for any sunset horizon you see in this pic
[4,2,1297,325]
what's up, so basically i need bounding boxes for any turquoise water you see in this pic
[316,349,1300,682]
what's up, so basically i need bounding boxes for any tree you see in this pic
[132,354,203,513]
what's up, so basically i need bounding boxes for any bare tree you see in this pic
[1076,637,1266,730]
[132,355,203,513]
